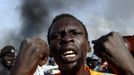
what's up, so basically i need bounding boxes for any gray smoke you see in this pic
[20,0,49,38]
[1,0,134,51]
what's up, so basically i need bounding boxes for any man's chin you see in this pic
[60,62,77,71]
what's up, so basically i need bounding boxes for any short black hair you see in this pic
[47,13,88,44]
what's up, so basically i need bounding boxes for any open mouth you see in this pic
[61,50,77,62]
[63,50,77,58]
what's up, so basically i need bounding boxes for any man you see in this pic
[0,45,16,75]
[11,14,134,75]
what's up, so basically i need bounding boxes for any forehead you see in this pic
[50,17,85,32]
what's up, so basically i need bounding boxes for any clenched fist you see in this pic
[11,37,49,75]
[92,32,134,75]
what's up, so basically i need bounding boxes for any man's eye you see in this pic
[4,56,8,59]
[72,32,82,35]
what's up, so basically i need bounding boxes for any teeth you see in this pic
[7,61,11,64]
[63,50,77,58]
[65,54,76,58]
[64,50,74,55]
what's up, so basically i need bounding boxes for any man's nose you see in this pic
[60,35,74,45]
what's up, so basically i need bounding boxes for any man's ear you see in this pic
[88,41,91,52]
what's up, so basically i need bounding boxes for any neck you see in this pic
[60,64,90,75]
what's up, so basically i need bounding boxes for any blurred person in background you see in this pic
[0,45,16,75]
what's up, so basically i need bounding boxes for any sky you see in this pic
[0,0,134,52]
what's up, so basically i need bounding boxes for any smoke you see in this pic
[20,0,49,38]
[19,0,90,39]
[1,0,134,51]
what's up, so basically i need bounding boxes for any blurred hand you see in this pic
[92,32,134,75]
[11,37,49,75]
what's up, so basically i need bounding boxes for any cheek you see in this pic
[50,47,60,58]
[50,39,60,48]
[78,39,89,52]
[2,57,7,61]
[2,59,8,64]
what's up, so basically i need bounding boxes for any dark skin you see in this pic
[49,17,90,75]
[11,16,134,75]
[1,53,15,68]
[93,32,134,75]
[11,37,49,75]
[11,17,90,75]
